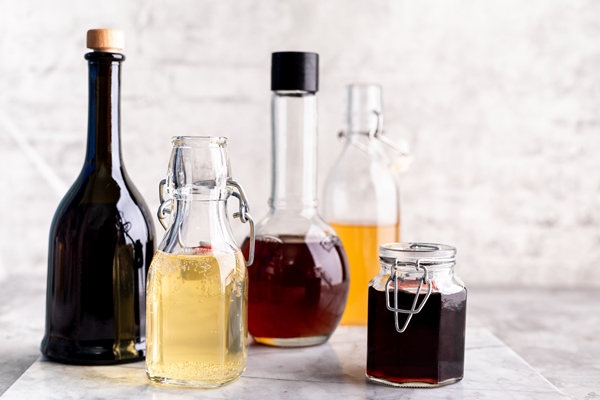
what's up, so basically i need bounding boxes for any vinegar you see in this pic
[241,234,349,347]
[366,288,467,386]
[330,224,399,325]
[145,250,248,388]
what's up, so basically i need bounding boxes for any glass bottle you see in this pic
[367,243,467,387]
[323,84,411,325]
[41,29,156,365]
[146,136,254,388]
[241,52,350,347]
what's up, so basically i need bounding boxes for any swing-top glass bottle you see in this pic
[323,84,411,326]
[146,136,254,388]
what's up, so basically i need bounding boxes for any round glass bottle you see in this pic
[146,136,254,388]
[323,84,410,326]
[241,52,350,347]
[367,243,467,387]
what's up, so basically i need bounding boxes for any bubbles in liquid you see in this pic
[146,250,248,387]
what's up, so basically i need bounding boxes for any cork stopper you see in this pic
[86,29,124,53]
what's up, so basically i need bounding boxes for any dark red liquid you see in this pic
[367,287,467,385]
[241,234,349,341]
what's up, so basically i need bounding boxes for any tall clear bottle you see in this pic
[146,137,253,388]
[41,29,156,364]
[323,84,410,326]
[241,52,350,347]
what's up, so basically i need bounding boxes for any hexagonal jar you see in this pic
[366,243,467,387]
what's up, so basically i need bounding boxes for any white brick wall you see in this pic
[0,0,599,287]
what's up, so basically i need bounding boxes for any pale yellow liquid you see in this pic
[331,224,399,325]
[146,250,248,388]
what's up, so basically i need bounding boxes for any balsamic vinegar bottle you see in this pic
[41,29,156,365]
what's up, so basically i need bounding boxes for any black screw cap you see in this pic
[271,52,319,92]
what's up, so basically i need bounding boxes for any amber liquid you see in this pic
[241,235,349,346]
[330,224,399,325]
[146,250,247,387]
[367,287,467,386]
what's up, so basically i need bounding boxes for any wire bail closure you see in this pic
[156,178,256,267]
[379,243,456,334]
[227,179,255,266]
[338,110,412,159]
[385,259,432,333]
[157,179,170,230]
[384,255,456,333]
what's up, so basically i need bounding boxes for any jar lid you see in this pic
[379,242,456,263]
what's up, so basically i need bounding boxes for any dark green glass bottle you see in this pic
[41,29,155,365]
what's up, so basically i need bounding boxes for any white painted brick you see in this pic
[0,0,599,287]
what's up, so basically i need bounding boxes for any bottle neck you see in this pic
[345,84,382,136]
[161,198,237,254]
[84,52,125,171]
[269,91,318,213]
[342,113,392,164]
[347,116,380,137]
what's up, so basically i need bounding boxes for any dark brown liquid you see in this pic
[367,287,467,385]
[241,235,349,341]
[42,199,154,365]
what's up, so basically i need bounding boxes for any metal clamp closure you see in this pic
[157,179,171,230]
[385,259,432,333]
[227,179,255,267]
[156,178,255,267]
[338,110,411,158]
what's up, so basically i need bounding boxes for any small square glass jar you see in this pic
[366,242,467,387]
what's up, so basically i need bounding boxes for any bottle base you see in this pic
[366,374,463,388]
[43,354,144,366]
[41,336,144,365]
[146,372,242,389]
[253,335,329,348]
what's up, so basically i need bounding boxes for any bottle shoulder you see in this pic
[323,161,399,217]
[117,168,154,217]
[58,164,149,204]
[51,166,155,236]
[326,146,398,188]
[370,270,466,295]
[254,209,338,239]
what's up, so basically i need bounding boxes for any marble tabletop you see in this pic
[1,276,598,399]
[0,328,565,400]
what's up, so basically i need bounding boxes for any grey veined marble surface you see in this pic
[0,328,565,400]
[2,277,597,399]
